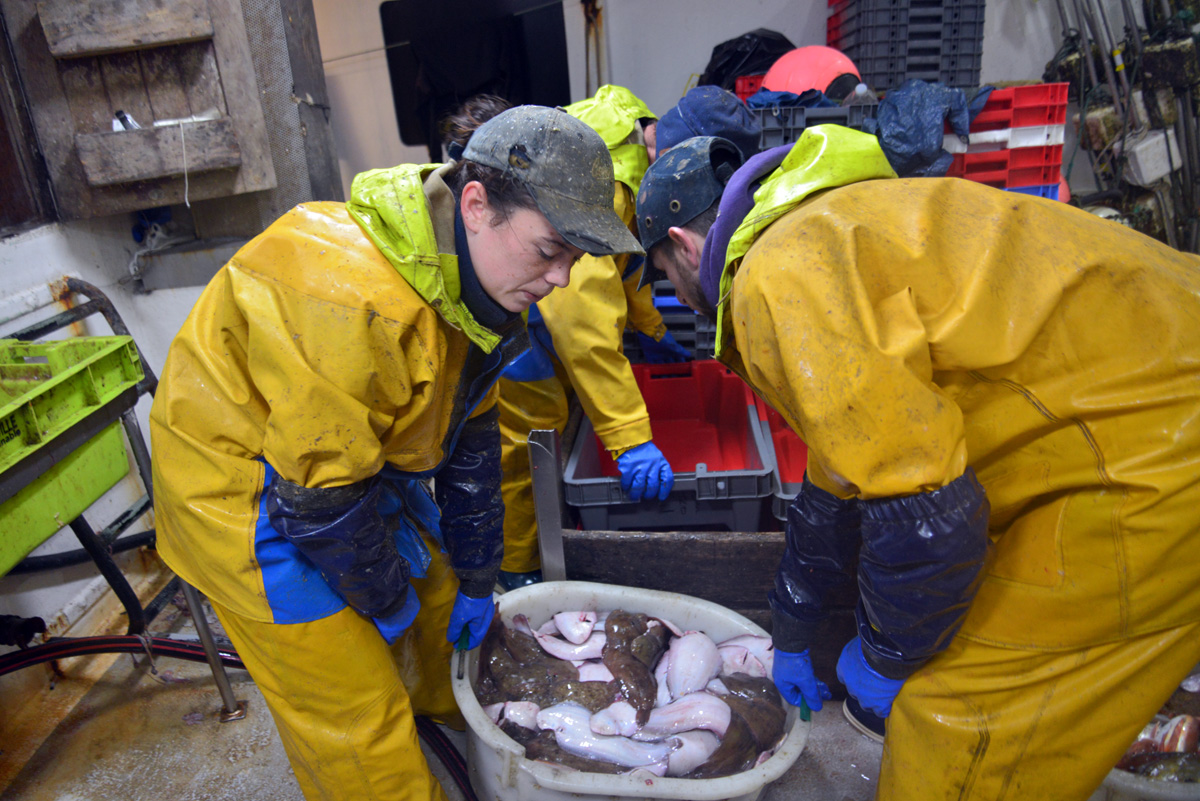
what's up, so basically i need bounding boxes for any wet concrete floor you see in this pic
[0,592,884,801]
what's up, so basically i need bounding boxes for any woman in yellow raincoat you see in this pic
[149,106,641,801]
[494,85,761,588]
[636,131,1200,801]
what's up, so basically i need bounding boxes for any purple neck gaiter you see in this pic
[698,145,792,309]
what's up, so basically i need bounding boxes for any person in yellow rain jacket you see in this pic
[148,106,642,801]
[494,84,761,589]
[636,130,1200,801]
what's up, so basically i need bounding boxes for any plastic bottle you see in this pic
[841,82,878,106]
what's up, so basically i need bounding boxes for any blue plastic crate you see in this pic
[1006,183,1060,200]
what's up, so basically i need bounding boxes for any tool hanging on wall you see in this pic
[1045,0,1200,251]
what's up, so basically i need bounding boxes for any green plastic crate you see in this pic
[0,422,130,575]
[0,336,144,575]
[0,336,143,473]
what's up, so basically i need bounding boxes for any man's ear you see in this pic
[460,180,490,233]
[666,226,702,271]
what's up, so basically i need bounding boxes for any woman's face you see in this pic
[460,181,584,313]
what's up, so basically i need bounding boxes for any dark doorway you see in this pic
[379,0,572,162]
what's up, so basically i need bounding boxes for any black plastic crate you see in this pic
[755,103,879,150]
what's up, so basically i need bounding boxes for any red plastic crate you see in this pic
[946,144,1064,188]
[593,361,760,478]
[734,74,765,102]
[754,397,809,485]
[947,83,1068,135]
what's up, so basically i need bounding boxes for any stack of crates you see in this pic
[734,74,766,102]
[943,83,1069,200]
[1,337,143,574]
[625,281,714,361]
[826,0,985,91]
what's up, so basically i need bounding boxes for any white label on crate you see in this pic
[943,125,1067,154]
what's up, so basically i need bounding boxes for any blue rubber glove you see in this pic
[615,441,674,501]
[836,636,906,718]
[773,648,833,712]
[636,330,692,363]
[372,587,421,645]
[446,590,495,651]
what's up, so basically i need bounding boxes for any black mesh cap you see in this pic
[635,136,743,289]
[462,105,643,256]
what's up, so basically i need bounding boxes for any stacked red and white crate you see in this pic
[943,83,1070,200]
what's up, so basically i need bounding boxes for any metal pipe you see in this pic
[1079,0,1127,126]
[1091,0,1137,127]
[1119,0,1143,59]
[1173,98,1194,215]
[181,582,246,722]
[121,409,154,505]
[1070,0,1102,99]
[1054,0,1073,38]
[1181,91,1200,249]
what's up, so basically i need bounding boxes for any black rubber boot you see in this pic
[496,569,544,592]
[843,697,886,743]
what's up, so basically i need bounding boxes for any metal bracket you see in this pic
[528,428,568,582]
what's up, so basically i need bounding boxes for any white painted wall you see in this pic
[602,0,827,115]
[313,0,1114,197]
[0,220,201,635]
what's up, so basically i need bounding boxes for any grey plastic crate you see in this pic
[563,377,774,532]
[625,282,709,362]
[749,415,799,523]
[755,104,878,150]
[695,315,717,357]
[829,0,985,90]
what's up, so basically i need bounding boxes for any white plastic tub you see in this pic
[449,580,809,801]
[1087,768,1200,801]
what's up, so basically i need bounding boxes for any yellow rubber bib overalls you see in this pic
[150,163,525,801]
[498,85,674,575]
[714,127,1200,800]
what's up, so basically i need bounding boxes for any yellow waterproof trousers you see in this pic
[210,533,461,801]
[498,375,570,573]
[879,622,1200,801]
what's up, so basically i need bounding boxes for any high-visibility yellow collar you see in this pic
[346,163,504,352]
[714,125,897,358]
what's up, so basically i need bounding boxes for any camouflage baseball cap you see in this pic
[462,105,643,256]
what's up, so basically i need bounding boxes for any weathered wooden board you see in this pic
[75,119,239,186]
[99,51,154,129]
[3,0,275,217]
[175,39,224,116]
[37,0,213,58]
[564,529,787,609]
[280,0,342,201]
[139,46,191,121]
[561,528,860,611]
